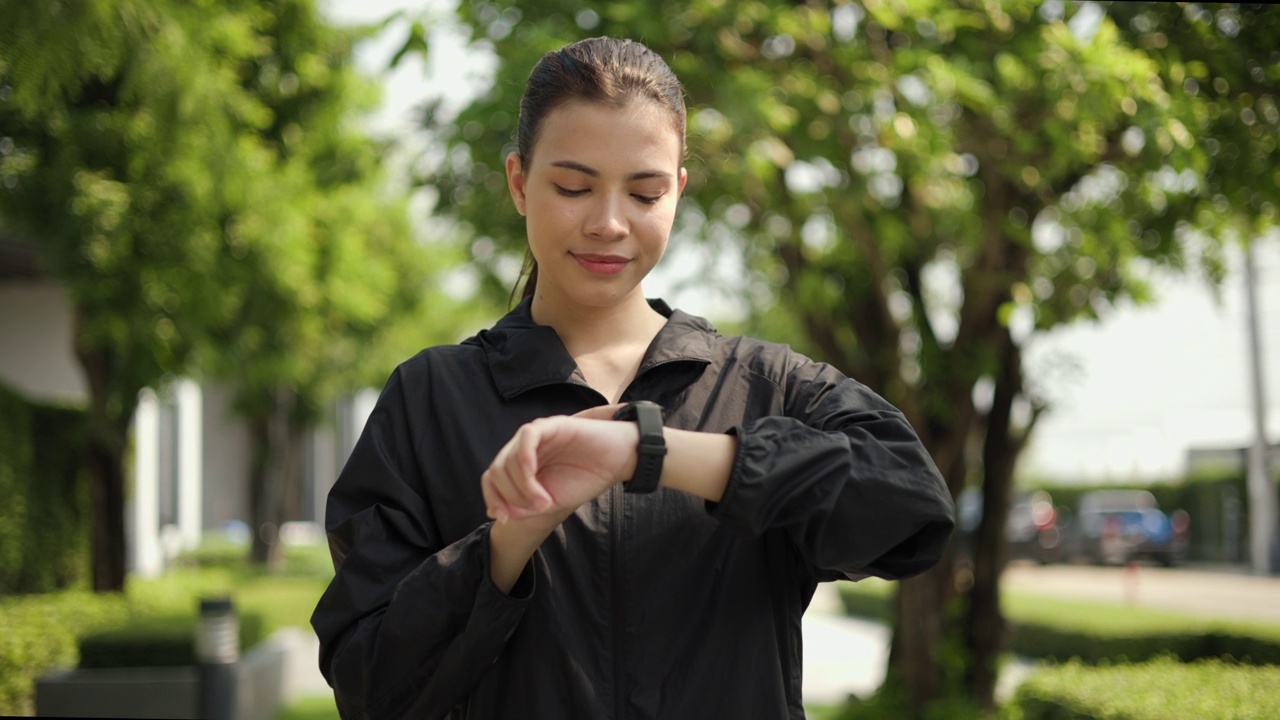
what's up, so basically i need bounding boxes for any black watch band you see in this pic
[612,401,666,494]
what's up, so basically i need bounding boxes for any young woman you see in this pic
[312,37,954,720]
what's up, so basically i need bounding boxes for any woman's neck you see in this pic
[530,288,666,359]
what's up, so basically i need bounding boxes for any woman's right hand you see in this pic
[480,405,637,526]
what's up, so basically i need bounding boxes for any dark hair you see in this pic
[513,37,687,302]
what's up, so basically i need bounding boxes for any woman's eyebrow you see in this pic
[549,159,672,181]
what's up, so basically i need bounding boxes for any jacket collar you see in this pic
[474,297,717,400]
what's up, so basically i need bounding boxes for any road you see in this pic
[1001,561,1280,625]
[799,561,1280,705]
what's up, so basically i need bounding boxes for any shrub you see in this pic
[0,555,329,715]
[78,611,266,669]
[1008,657,1280,720]
[1010,622,1280,667]
[0,382,90,595]
[837,582,1280,667]
[0,591,131,715]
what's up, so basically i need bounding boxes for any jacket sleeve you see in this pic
[310,367,534,720]
[710,354,954,581]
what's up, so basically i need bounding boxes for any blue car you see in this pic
[1060,490,1189,567]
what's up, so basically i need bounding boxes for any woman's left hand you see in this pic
[481,404,636,525]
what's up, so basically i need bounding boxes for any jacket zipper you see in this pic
[612,483,626,719]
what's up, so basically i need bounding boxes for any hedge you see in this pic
[0,591,131,715]
[78,611,266,669]
[1011,621,1280,667]
[836,583,1280,667]
[0,556,332,716]
[0,381,90,594]
[1008,657,1280,720]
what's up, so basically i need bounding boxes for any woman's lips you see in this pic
[573,253,629,275]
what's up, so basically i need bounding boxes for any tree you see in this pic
[1,0,277,590]
[423,0,1278,714]
[0,0,451,585]
[195,0,441,569]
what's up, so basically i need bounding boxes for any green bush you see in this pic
[0,591,131,715]
[1010,622,1280,667]
[1008,657,1280,720]
[0,382,90,594]
[1004,594,1280,666]
[0,555,330,715]
[837,582,1280,667]
[78,611,266,669]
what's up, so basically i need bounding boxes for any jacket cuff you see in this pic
[710,418,847,535]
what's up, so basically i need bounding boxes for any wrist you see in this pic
[612,401,666,494]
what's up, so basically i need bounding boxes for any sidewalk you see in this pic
[801,582,889,704]
[801,583,1040,706]
[1002,561,1280,624]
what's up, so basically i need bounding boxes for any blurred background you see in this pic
[2,1,1278,719]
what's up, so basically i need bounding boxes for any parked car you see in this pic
[1058,489,1189,567]
[955,488,1062,566]
[1005,490,1063,564]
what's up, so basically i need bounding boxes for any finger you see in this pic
[484,433,530,521]
[480,467,510,524]
[490,424,550,517]
[574,403,626,421]
[507,422,553,512]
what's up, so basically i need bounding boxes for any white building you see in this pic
[0,235,375,576]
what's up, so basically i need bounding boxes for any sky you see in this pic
[321,0,1280,484]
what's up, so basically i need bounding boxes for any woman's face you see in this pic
[506,98,687,312]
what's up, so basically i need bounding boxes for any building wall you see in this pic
[0,276,367,568]
[201,382,253,532]
[0,280,87,402]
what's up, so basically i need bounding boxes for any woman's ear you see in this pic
[506,151,528,216]
[677,166,688,197]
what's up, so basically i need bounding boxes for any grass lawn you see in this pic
[276,693,340,720]
[837,574,1280,639]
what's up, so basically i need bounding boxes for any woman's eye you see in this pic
[633,194,662,205]
[554,185,588,197]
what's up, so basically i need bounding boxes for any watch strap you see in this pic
[612,401,666,494]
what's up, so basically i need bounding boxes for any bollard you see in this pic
[1122,562,1140,606]
[196,598,239,720]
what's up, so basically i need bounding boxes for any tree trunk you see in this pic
[74,308,133,593]
[891,568,945,713]
[248,384,300,569]
[85,423,128,592]
[889,425,968,715]
[964,328,1023,710]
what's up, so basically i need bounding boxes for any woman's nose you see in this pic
[584,193,628,241]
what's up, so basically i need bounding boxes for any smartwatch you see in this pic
[612,401,666,494]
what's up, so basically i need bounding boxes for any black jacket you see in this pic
[311,299,954,720]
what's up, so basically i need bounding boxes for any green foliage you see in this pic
[1,0,461,581]
[1006,657,1280,720]
[835,687,990,720]
[838,581,1280,667]
[427,0,1280,380]
[274,694,340,720]
[0,545,332,715]
[428,10,1280,708]
[1010,622,1280,668]
[0,591,132,715]
[1005,594,1280,666]
[77,611,265,668]
[0,382,90,594]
